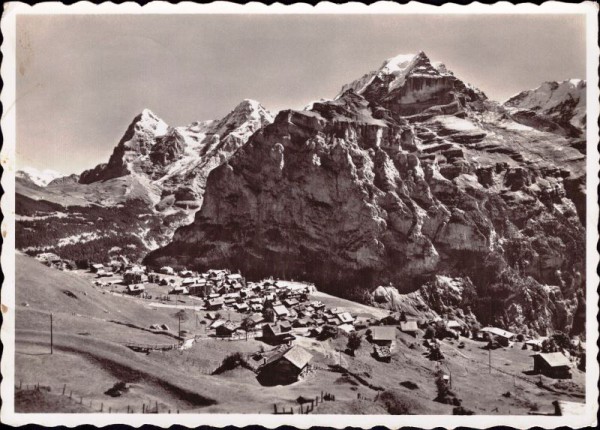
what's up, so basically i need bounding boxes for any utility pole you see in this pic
[50,313,53,355]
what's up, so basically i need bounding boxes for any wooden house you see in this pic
[533,352,572,379]
[257,346,312,385]
[370,326,396,347]
[262,324,295,345]
[216,321,239,338]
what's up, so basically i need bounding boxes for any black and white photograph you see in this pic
[1,2,598,428]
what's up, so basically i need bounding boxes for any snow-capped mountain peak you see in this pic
[503,79,586,136]
[17,167,64,187]
[336,51,458,100]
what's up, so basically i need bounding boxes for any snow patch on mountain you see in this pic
[17,167,64,187]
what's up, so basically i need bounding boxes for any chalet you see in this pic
[338,324,355,334]
[123,270,144,285]
[258,346,312,385]
[478,327,516,343]
[126,284,145,296]
[262,324,295,345]
[181,278,196,286]
[283,298,299,308]
[216,321,239,337]
[248,313,265,326]
[354,316,371,330]
[251,304,263,313]
[338,312,354,324]
[206,297,224,310]
[234,303,249,312]
[97,269,114,278]
[533,352,572,379]
[188,282,212,297]
[179,270,194,278]
[226,273,244,282]
[292,318,309,328]
[160,266,175,275]
[400,320,419,335]
[210,319,226,329]
[370,326,396,347]
[272,305,290,319]
[311,301,325,310]
[169,286,189,295]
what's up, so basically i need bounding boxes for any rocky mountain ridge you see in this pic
[145,52,586,336]
[16,100,274,262]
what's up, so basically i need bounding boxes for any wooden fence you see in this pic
[15,381,182,414]
[273,390,335,414]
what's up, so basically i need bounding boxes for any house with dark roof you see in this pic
[533,352,572,379]
[262,323,295,345]
[216,321,239,337]
[257,346,313,385]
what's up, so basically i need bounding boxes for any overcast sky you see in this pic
[16,14,586,175]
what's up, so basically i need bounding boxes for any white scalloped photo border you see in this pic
[1,2,598,428]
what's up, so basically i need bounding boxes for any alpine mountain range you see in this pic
[17,51,586,336]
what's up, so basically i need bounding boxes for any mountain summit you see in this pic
[337,51,486,116]
[79,100,273,210]
[146,51,585,336]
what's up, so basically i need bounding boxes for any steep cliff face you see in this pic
[145,52,585,335]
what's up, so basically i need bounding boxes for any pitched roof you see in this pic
[273,305,289,316]
[338,312,354,323]
[400,321,419,332]
[283,346,313,370]
[371,326,396,341]
[480,327,515,339]
[536,352,571,367]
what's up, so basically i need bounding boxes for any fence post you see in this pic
[273,404,277,414]
[321,391,324,401]
[156,401,159,413]
[69,390,72,399]
[62,384,66,395]
[80,396,83,404]
[127,405,130,413]
[143,404,146,414]
[101,402,104,412]
[109,407,112,413]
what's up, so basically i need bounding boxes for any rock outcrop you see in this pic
[145,52,585,335]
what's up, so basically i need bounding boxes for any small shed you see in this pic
[533,352,572,379]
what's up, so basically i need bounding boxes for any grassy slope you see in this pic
[14,254,585,414]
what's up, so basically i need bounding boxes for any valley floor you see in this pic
[13,255,585,415]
